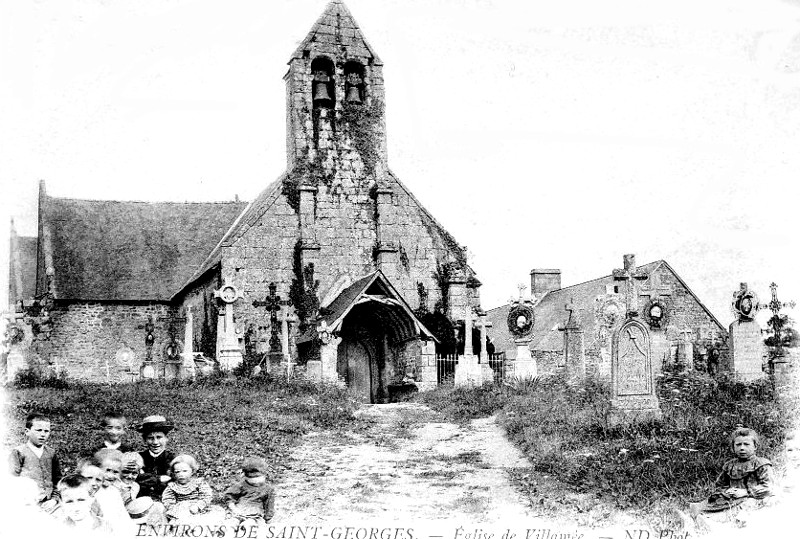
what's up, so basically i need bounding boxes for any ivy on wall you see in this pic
[338,99,384,178]
[289,240,321,329]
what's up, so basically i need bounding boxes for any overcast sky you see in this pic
[1,0,799,326]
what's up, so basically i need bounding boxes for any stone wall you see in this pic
[36,301,172,382]
[648,265,730,370]
[531,350,562,375]
[544,264,728,378]
[177,269,221,360]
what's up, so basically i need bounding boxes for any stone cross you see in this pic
[136,317,157,362]
[476,312,492,362]
[214,278,245,372]
[253,282,287,355]
[158,313,186,354]
[612,254,649,317]
[564,298,578,329]
[278,305,298,377]
[517,283,527,302]
[464,304,474,356]
[639,271,672,305]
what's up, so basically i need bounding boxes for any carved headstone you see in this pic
[214,279,245,373]
[612,254,648,317]
[610,319,661,424]
[729,283,767,381]
[594,294,625,378]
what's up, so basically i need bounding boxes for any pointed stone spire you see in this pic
[291,1,382,63]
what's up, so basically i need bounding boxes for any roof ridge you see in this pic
[47,195,246,205]
[171,173,286,298]
[291,0,381,63]
[551,260,664,295]
[387,169,470,271]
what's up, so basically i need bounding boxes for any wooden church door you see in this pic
[338,339,373,403]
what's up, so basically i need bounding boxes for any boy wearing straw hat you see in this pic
[135,415,176,499]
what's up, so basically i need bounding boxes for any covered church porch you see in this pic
[297,270,438,403]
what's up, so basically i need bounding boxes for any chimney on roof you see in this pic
[530,268,561,299]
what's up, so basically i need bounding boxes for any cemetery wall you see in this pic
[531,350,562,374]
[37,301,171,382]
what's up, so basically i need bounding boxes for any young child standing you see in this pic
[97,411,134,453]
[136,415,176,499]
[161,454,222,522]
[55,475,111,533]
[8,412,62,510]
[224,457,276,525]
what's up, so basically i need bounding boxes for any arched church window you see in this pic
[311,57,335,108]
[344,61,365,104]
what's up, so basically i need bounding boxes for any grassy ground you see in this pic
[2,374,363,496]
[416,367,797,527]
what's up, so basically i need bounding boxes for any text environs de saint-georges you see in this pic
[132,524,688,539]
[131,526,579,539]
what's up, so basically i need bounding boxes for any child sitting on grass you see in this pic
[55,474,111,533]
[690,427,773,526]
[120,452,144,503]
[9,412,61,511]
[223,457,276,526]
[136,415,176,499]
[78,456,131,533]
[161,454,223,522]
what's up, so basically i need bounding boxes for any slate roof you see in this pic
[8,234,37,302]
[296,270,437,344]
[485,260,726,358]
[291,0,382,64]
[40,195,247,301]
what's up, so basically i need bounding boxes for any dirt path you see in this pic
[277,403,537,523]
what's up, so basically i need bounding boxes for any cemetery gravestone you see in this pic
[506,285,537,379]
[675,327,694,372]
[610,318,662,424]
[594,294,626,379]
[180,307,196,379]
[455,305,482,387]
[559,299,585,378]
[729,283,767,381]
[214,279,245,373]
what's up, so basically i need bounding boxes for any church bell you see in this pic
[345,85,362,103]
[313,81,332,103]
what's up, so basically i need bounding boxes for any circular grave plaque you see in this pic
[732,286,759,321]
[115,346,135,367]
[643,298,669,329]
[507,304,535,337]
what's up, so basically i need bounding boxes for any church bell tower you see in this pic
[284,1,388,188]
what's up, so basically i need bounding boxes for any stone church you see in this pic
[5,1,480,401]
